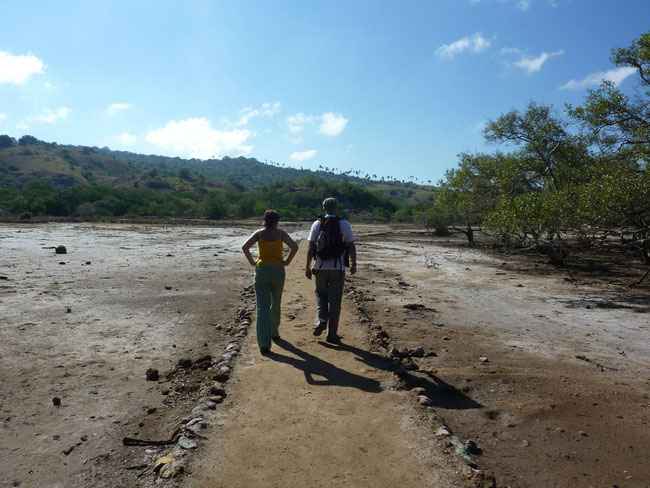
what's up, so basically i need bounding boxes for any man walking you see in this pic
[305,198,357,343]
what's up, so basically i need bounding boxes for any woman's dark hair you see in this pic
[262,210,280,227]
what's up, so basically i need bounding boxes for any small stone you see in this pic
[479,356,489,363]
[177,436,197,449]
[206,401,217,410]
[165,286,172,290]
[59,262,66,265]
[436,426,451,437]
[578,430,588,437]
[177,358,192,369]
[85,261,91,265]
[210,385,227,396]
[213,370,229,382]
[52,397,61,406]
[209,395,224,404]
[555,427,565,433]
[409,347,425,358]
[418,395,433,406]
[191,406,208,416]
[442,336,451,341]
[410,387,425,394]
[520,439,530,447]
[55,245,67,254]
[146,368,159,381]
[66,308,71,313]
[147,407,157,415]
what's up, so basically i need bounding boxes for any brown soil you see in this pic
[2,223,648,488]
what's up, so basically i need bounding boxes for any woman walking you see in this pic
[242,210,299,354]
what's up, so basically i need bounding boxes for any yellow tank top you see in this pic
[256,237,283,267]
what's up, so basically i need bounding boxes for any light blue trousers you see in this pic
[254,265,285,348]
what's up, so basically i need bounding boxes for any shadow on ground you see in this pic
[268,338,382,393]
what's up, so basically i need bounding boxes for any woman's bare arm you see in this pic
[281,231,299,267]
[241,231,259,267]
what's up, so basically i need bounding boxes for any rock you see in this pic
[206,401,217,410]
[479,356,489,363]
[418,395,433,406]
[52,397,61,406]
[209,395,224,404]
[213,370,229,382]
[436,426,451,437]
[520,438,530,447]
[85,261,91,265]
[55,245,67,254]
[409,347,425,358]
[578,430,588,437]
[425,350,438,357]
[210,385,227,396]
[177,358,192,369]
[191,405,208,416]
[465,440,480,454]
[165,286,172,290]
[59,262,66,265]
[145,368,159,381]
[177,436,197,449]
[410,386,425,394]
[147,407,157,415]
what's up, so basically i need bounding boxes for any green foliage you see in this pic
[0,135,15,149]
[433,31,650,253]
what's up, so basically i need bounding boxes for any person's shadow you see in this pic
[320,341,483,411]
[269,338,382,393]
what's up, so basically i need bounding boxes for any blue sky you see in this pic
[1,1,648,183]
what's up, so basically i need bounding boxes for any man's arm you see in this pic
[305,242,315,279]
[347,242,357,275]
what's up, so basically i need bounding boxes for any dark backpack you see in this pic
[315,216,348,265]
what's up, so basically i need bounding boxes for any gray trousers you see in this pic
[314,269,345,338]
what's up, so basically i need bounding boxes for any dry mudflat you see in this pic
[1,223,648,488]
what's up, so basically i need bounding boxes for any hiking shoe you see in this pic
[260,346,271,354]
[313,322,327,336]
[326,335,341,344]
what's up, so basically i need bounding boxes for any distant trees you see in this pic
[0,135,15,149]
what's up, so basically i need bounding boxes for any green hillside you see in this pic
[0,135,436,221]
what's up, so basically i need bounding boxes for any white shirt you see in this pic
[308,215,355,271]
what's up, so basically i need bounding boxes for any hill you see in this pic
[0,135,436,221]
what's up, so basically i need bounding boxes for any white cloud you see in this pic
[319,112,348,136]
[234,101,281,127]
[516,0,531,10]
[502,48,564,74]
[146,118,252,159]
[286,113,317,133]
[106,103,133,116]
[22,107,70,126]
[0,51,45,85]
[117,133,137,146]
[290,149,316,161]
[559,66,637,90]
[435,33,492,59]
[0,113,6,121]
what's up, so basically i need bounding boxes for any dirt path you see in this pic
[189,244,469,488]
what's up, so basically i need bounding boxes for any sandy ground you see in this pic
[1,223,649,488]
